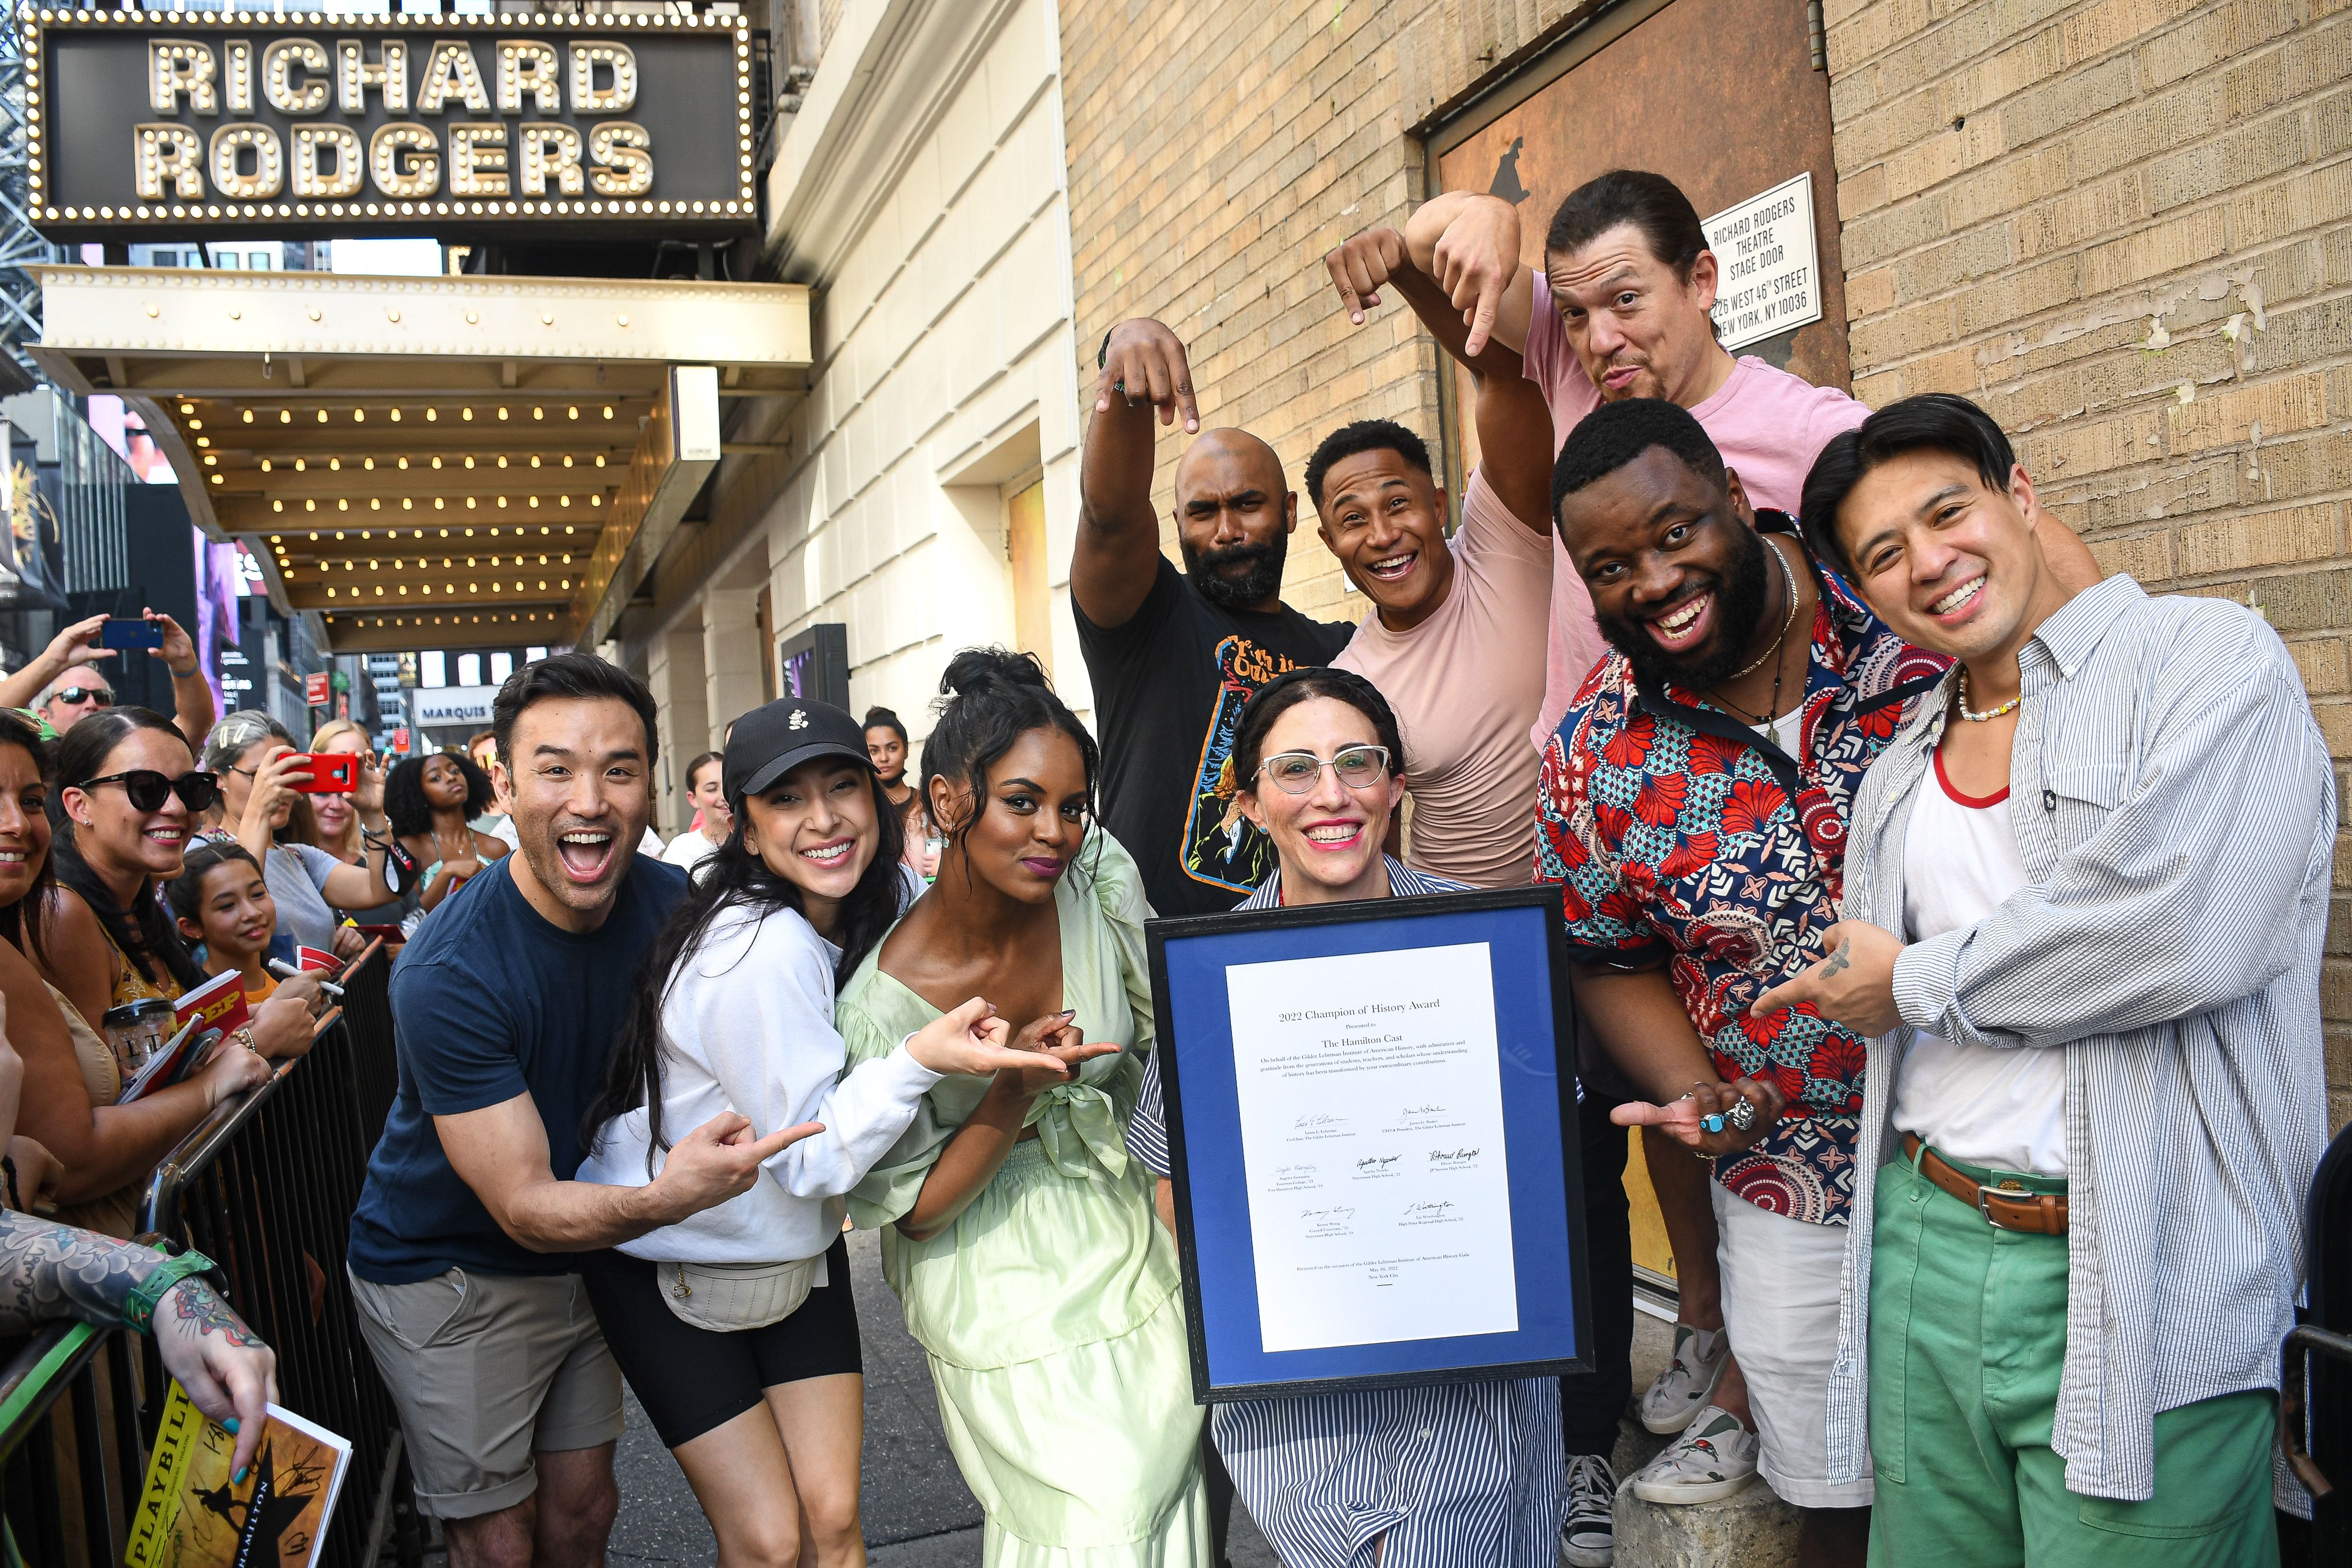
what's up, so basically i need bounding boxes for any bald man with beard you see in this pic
[1075,319,1355,919]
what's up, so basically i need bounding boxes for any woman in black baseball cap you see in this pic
[575,694,1087,1565]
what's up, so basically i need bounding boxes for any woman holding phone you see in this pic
[838,649,1208,1567]
[575,697,1069,1568]
[1123,667,1572,1568]
[202,711,393,953]
[306,719,410,952]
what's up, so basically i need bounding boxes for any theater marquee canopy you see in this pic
[25,7,757,239]
[31,265,810,654]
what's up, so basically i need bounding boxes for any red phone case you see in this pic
[289,753,358,793]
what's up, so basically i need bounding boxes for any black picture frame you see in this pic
[1146,885,1593,1403]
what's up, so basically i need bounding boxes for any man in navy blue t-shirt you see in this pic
[347,654,813,1567]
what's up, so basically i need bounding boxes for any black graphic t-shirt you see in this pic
[1075,556,1355,917]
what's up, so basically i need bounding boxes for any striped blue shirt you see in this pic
[1827,575,2336,1502]
[1128,858,1568,1567]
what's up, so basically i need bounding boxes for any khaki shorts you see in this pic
[349,1266,623,1520]
[1712,1183,1876,1509]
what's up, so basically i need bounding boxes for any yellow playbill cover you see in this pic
[122,1382,351,1568]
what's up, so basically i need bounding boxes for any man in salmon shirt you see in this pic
[1328,168,2100,1527]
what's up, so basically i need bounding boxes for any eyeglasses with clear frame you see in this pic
[1255,745,1393,795]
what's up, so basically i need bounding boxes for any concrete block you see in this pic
[1614,1477,1802,1568]
[2079,206,2229,294]
[2137,0,2306,92]
[2290,636,2351,698]
[2178,503,2343,577]
[2089,529,2177,584]
[2168,373,2331,454]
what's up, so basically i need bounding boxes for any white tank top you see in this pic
[1889,745,2067,1175]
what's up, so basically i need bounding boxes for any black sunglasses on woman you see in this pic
[74,769,221,814]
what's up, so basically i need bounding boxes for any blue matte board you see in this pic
[1147,888,1593,1403]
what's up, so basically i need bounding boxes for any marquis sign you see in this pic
[24,9,757,238]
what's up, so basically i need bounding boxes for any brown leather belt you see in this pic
[1901,1133,2068,1235]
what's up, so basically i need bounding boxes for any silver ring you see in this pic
[1727,1098,1757,1132]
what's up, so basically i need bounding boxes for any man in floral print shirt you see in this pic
[1533,399,1942,1563]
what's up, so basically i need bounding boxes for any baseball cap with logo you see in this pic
[722,697,873,800]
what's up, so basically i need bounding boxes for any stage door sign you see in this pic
[1704,173,1825,353]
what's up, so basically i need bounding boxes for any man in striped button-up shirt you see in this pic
[1758,393,2333,1565]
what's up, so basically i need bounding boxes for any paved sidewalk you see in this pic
[607,1227,1280,1565]
[491,1231,1669,1564]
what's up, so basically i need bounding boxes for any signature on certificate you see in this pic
[1299,1205,1357,1222]
[1401,1103,1446,1116]
[1428,1147,1481,1167]
[1404,1200,1458,1219]
[1293,1113,1347,1130]
[1354,1154,1400,1173]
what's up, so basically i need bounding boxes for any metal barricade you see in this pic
[134,939,417,1568]
[0,942,415,1565]
[0,1322,142,1567]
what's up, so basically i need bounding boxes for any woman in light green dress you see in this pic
[838,649,1210,1568]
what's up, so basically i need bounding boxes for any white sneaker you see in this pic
[1638,1323,1730,1434]
[1627,1405,1759,1505]
[1558,1452,1617,1566]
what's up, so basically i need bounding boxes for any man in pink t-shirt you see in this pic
[1386,175,1866,747]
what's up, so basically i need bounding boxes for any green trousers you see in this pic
[1866,1150,2279,1568]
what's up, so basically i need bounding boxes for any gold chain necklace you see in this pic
[1956,666,2022,722]
[1718,536,1798,682]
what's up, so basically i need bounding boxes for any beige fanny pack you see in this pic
[661,1252,824,1333]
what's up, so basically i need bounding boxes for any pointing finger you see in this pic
[745,1121,826,1162]
[1465,274,1502,357]
[1326,250,1365,323]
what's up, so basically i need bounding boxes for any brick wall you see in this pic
[1060,0,1642,619]
[1063,0,2352,1119]
[1823,0,2352,1125]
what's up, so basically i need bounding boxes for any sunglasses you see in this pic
[1256,745,1393,795]
[74,769,222,814]
[52,686,112,708]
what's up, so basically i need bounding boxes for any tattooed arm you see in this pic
[0,1208,277,1477]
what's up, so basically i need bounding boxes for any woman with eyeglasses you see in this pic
[306,719,411,954]
[383,752,507,916]
[1123,667,1571,1568]
[838,649,1210,1567]
[202,711,393,955]
[10,709,321,1236]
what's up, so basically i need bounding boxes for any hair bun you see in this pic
[938,647,1050,701]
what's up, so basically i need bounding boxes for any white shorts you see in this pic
[1711,1183,1875,1509]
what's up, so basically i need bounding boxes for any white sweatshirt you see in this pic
[575,901,943,1264]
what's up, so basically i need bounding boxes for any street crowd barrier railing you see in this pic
[0,939,422,1568]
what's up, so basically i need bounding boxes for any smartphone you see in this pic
[287,752,358,793]
[99,619,164,650]
[352,924,405,942]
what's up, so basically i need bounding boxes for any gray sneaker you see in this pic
[1558,1452,1617,1566]
[1627,1405,1759,1505]
[1637,1323,1730,1434]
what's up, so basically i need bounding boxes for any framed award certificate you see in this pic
[1146,886,1591,1403]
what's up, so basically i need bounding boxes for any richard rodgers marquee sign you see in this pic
[23,9,756,238]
